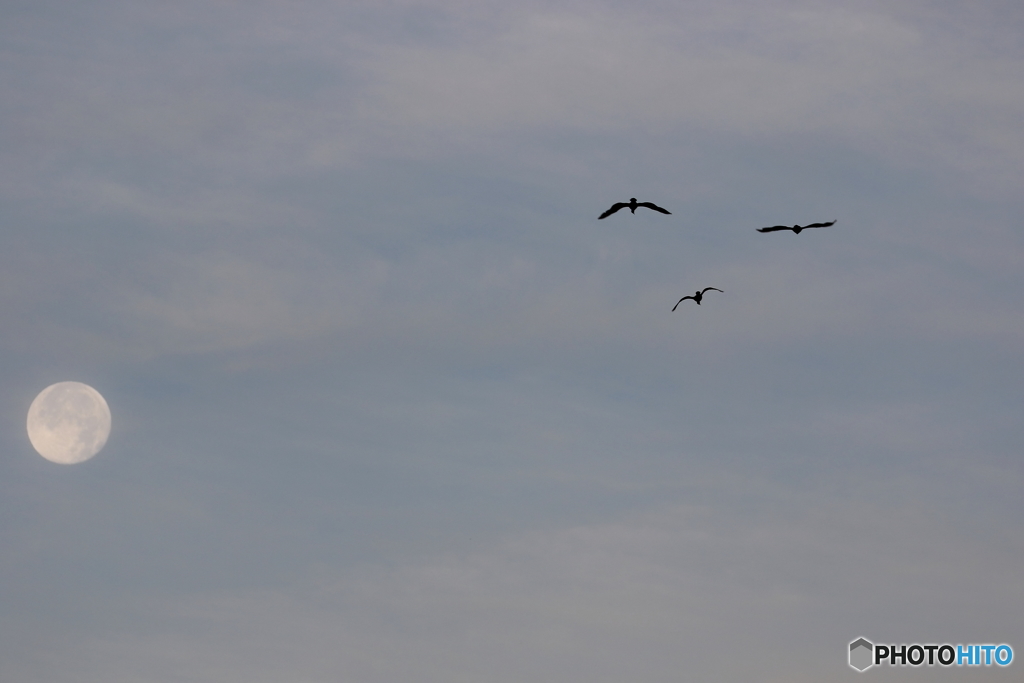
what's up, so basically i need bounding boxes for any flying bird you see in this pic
[672,287,723,311]
[599,198,672,219]
[757,220,836,234]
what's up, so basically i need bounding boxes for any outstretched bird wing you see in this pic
[598,203,629,219]
[700,287,723,295]
[757,225,795,233]
[803,220,836,229]
[637,202,671,215]
[672,296,696,311]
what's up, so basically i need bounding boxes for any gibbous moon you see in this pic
[27,382,111,464]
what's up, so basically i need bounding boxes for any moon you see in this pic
[27,382,111,464]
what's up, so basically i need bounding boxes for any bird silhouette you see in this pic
[599,198,671,219]
[757,220,836,234]
[672,287,723,311]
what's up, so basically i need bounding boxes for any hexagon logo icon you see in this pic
[850,637,874,671]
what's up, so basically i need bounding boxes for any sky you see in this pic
[1,0,1023,681]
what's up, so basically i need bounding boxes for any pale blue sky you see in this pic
[1,1,1022,680]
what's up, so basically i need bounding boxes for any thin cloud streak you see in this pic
[6,473,1020,683]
